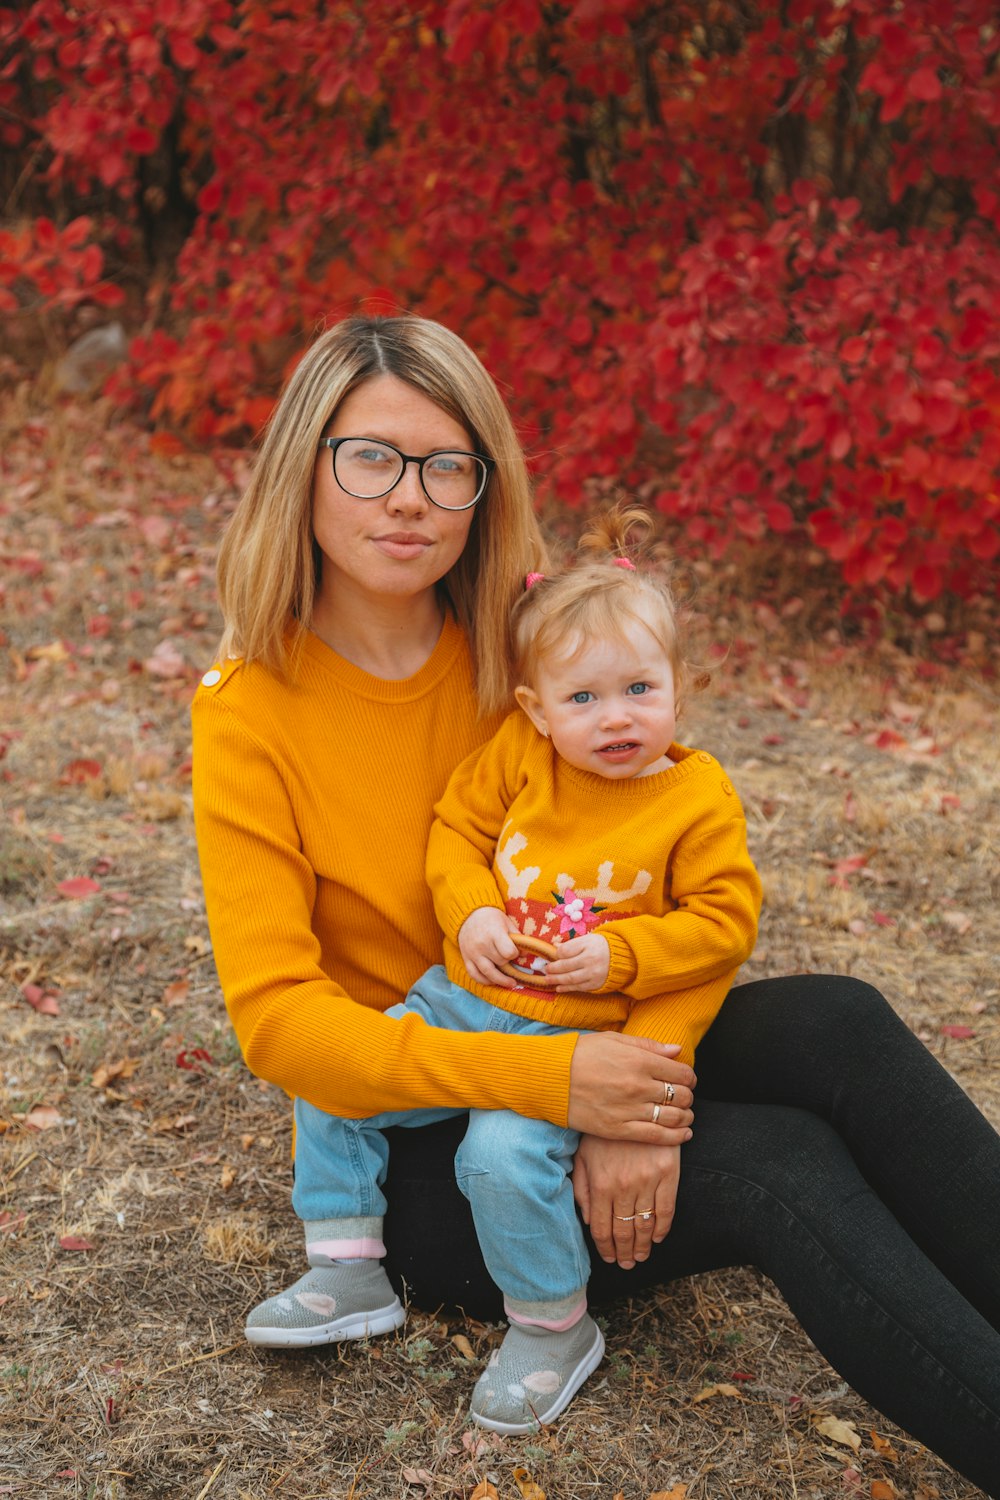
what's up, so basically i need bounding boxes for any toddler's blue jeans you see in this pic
[292,965,589,1326]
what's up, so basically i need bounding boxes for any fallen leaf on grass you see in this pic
[451,1333,476,1360]
[940,910,972,936]
[0,1211,27,1234]
[870,1482,896,1498]
[59,758,103,784]
[58,1235,95,1252]
[162,979,190,1006]
[469,1483,499,1500]
[154,1113,198,1133]
[144,639,187,679]
[513,1468,545,1500]
[177,1047,214,1073]
[869,1429,898,1460]
[648,1488,688,1500]
[692,1382,741,1402]
[940,1024,976,1040]
[402,1469,435,1487]
[814,1414,861,1451]
[219,1164,236,1192]
[25,1105,63,1130]
[57,876,101,899]
[91,1057,141,1089]
[21,982,60,1016]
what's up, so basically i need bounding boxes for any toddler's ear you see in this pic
[514,684,548,738]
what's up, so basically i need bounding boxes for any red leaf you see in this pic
[176,1047,214,1071]
[940,1025,975,1040]
[58,1235,95,1252]
[60,757,102,783]
[21,983,60,1016]
[908,67,942,103]
[57,877,101,899]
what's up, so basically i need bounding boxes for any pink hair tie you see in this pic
[613,557,637,571]
[525,571,546,588]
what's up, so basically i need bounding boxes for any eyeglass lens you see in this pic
[334,439,485,508]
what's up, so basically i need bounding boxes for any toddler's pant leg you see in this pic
[456,1109,589,1327]
[292,1096,461,1259]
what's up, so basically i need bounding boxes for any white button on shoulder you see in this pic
[201,668,222,687]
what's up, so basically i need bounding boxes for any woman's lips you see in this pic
[371,532,434,559]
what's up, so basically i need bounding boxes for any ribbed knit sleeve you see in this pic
[190,635,577,1124]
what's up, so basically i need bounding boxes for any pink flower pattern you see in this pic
[555,888,603,938]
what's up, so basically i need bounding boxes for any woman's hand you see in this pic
[544,933,611,992]
[573,1135,682,1268]
[457,907,520,988]
[567,1031,695,1144]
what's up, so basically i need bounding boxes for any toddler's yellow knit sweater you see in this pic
[429,711,761,1054]
[191,618,578,1123]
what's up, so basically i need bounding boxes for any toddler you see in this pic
[246,506,762,1435]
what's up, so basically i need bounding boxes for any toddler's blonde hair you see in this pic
[511,504,695,705]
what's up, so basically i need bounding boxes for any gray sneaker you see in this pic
[245,1262,404,1348]
[470,1313,605,1434]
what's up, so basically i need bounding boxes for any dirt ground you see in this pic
[1,397,998,1500]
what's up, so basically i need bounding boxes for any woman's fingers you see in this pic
[572,1136,682,1267]
[567,1031,696,1141]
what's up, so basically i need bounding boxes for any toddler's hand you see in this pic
[458,907,520,988]
[544,933,611,992]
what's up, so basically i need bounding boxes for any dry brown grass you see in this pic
[1,395,998,1499]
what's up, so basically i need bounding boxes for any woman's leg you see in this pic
[694,974,1000,1331]
[382,975,1000,1493]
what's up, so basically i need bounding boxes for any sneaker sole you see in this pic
[470,1323,605,1435]
[245,1297,405,1348]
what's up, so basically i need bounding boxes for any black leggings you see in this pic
[381,976,1000,1495]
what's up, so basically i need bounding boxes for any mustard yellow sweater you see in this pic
[429,712,761,1055]
[191,618,579,1123]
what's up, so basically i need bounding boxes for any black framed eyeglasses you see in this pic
[318,436,495,511]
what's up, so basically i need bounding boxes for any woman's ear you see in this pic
[514,684,548,738]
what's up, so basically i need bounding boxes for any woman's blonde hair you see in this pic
[216,314,546,714]
[510,504,696,708]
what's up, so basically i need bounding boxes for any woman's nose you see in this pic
[386,461,429,515]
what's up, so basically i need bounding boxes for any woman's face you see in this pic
[312,373,478,614]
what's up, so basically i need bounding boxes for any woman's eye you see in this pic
[626,682,650,696]
[426,453,469,476]
[357,446,393,465]
[570,691,594,704]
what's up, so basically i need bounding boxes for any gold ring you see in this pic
[663,1081,676,1106]
[614,1213,637,1222]
[639,1210,654,1221]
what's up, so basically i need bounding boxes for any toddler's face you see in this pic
[515,619,676,780]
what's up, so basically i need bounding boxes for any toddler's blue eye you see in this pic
[626,682,650,696]
[570,691,594,704]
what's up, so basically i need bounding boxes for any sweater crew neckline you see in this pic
[555,742,709,798]
[300,613,466,702]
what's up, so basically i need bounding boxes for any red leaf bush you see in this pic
[2,0,999,602]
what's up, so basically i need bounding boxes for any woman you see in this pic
[192,313,1000,1493]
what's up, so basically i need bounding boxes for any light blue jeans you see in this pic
[292,965,590,1322]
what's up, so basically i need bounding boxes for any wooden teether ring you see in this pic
[499,933,560,983]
